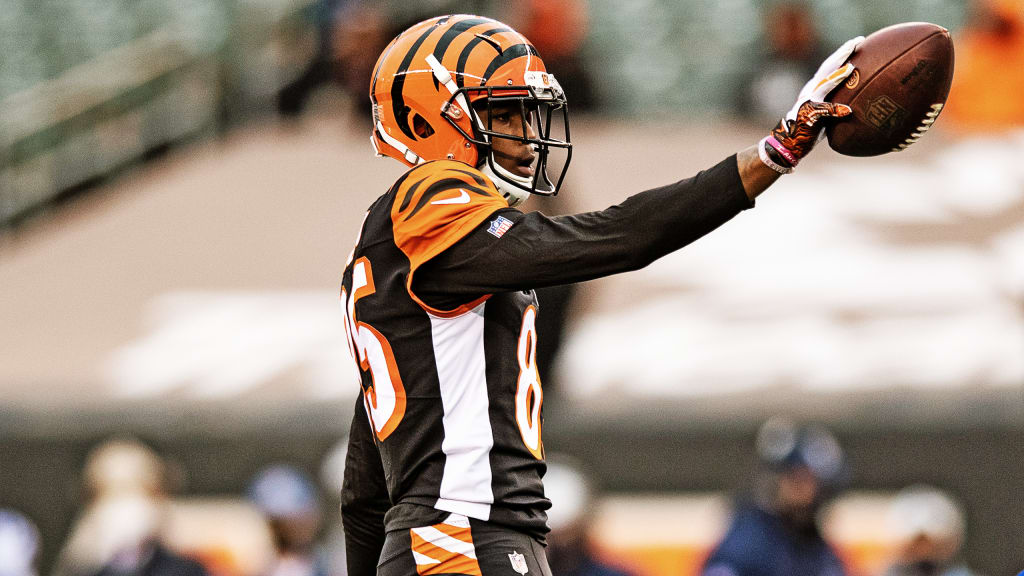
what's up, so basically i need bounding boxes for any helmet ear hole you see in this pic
[411,113,435,139]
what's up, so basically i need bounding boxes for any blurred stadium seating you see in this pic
[0,0,972,228]
[0,0,316,226]
[583,0,965,115]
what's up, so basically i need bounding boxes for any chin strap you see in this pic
[479,161,530,207]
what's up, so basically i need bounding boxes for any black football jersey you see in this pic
[341,155,751,576]
[340,160,550,538]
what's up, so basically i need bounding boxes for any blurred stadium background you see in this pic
[1,0,1022,575]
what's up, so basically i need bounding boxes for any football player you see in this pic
[339,14,863,576]
[701,418,848,576]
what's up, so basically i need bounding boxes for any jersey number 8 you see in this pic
[516,305,544,459]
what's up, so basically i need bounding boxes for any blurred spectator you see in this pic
[701,417,847,576]
[278,0,347,117]
[279,0,394,119]
[248,465,329,576]
[738,2,827,125]
[500,0,596,112]
[883,486,980,576]
[544,458,633,576]
[52,438,208,576]
[0,509,40,576]
[943,0,1024,132]
[330,1,394,122]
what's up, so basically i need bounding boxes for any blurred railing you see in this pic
[0,0,969,227]
[0,0,317,226]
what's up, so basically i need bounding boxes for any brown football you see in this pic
[827,22,955,157]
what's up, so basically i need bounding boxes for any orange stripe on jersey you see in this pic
[409,519,482,576]
[391,160,508,317]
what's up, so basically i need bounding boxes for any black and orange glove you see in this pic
[759,36,864,174]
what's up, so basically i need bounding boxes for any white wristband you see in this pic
[758,137,794,175]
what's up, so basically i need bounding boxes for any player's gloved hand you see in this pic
[759,36,865,174]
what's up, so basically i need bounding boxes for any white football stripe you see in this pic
[410,526,478,559]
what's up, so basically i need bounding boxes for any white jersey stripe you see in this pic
[410,526,478,559]
[429,303,495,520]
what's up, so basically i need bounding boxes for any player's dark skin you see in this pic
[476,103,542,179]
[477,102,780,203]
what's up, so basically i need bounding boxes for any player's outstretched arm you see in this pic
[740,36,865,200]
[411,38,867,306]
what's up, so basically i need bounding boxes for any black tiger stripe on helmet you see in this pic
[389,21,447,140]
[390,17,530,138]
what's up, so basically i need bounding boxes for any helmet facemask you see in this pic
[442,73,572,206]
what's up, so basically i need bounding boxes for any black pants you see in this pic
[377,513,551,576]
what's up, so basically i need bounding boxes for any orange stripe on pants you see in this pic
[410,521,482,576]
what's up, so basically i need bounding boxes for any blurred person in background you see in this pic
[329,1,475,123]
[498,0,595,112]
[323,1,393,121]
[543,459,632,576]
[0,509,40,576]
[248,465,329,576]
[942,0,1024,132]
[52,438,208,576]
[739,2,827,125]
[278,0,350,117]
[341,11,865,576]
[701,418,847,576]
[883,486,980,576]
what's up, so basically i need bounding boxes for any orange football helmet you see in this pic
[370,14,572,205]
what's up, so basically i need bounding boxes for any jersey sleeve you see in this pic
[341,395,390,576]
[413,154,751,305]
[390,160,510,316]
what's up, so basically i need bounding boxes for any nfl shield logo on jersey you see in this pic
[487,215,514,238]
[508,551,529,575]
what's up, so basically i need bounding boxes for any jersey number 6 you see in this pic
[342,257,406,441]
